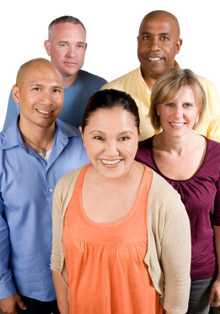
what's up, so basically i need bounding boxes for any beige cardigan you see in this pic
[51,167,191,314]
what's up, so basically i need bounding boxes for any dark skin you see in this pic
[137,12,182,89]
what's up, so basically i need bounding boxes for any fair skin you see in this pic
[82,107,143,223]
[53,106,145,313]
[44,22,87,87]
[153,85,220,307]
[138,12,182,89]
[0,61,64,314]
[53,106,174,313]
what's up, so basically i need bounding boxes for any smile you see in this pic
[35,108,54,116]
[169,122,185,128]
[101,159,121,166]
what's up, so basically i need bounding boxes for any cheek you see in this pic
[124,141,138,157]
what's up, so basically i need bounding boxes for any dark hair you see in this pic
[81,89,140,133]
[49,15,86,33]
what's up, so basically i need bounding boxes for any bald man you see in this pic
[0,58,88,314]
[102,10,220,141]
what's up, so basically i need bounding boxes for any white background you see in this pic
[0,0,219,130]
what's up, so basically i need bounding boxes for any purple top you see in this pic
[136,137,220,280]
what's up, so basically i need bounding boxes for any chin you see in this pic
[97,165,129,179]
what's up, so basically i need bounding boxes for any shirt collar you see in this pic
[0,118,80,150]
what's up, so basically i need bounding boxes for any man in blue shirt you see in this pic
[0,58,88,314]
[3,15,107,130]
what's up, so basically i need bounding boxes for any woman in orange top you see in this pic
[51,89,191,314]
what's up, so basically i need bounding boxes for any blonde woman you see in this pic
[136,69,220,314]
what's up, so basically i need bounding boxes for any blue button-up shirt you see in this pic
[0,119,88,301]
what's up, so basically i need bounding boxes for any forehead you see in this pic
[174,86,196,100]
[85,107,137,131]
[19,64,63,87]
[50,22,86,40]
[140,15,179,36]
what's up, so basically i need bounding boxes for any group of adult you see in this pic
[0,9,220,314]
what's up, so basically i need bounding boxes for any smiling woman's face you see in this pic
[82,106,139,179]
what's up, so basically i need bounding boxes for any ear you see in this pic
[176,38,183,54]
[12,85,21,106]
[44,40,51,56]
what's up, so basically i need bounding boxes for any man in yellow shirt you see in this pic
[102,10,220,141]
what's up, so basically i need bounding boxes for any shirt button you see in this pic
[49,188,53,193]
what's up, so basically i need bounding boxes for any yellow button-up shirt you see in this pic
[102,68,220,141]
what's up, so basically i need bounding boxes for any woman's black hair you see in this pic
[81,89,140,133]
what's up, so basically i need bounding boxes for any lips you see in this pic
[101,159,122,166]
[169,122,185,128]
[35,108,54,117]
[147,55,165,62]
[64,61,78,67]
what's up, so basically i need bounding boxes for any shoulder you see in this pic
[101,68,139,90]
[136,137,154,165]
[78,70,107,85]
[196,74,218,93]
[57,119,80,136]
[205,137,220,161]
[149,170,185,216]
[54,167,82,199]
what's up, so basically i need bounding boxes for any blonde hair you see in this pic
[150,68,206,130]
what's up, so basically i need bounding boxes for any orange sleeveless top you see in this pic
[63,165,163,314]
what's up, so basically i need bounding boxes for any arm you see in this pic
[51,177,71,314]
[161,191,191,314]
[0,195,26,314]
[209,173,220,306]
[209,226,220,307]
[52,270,69,314]
[3,91,19,131]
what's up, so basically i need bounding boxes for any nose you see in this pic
[173,106,184,118]
[104,140,119,156]
[150,37,160,51]
[66,44,76,58]
[40,90,53,106]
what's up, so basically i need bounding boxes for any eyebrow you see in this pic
[58,40,86,45]
[140,31,170,36]
[29,83,63,89]
[89,130,135,135]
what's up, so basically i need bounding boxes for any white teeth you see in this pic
[101,159,121,165]
[170,122,184,128]
[148,57,161,61]
[36,109,51,114]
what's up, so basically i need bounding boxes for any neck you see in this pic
[140,68,157,90]
[155,131,196,155]
[19,119,56,155]
[63,72,78,87]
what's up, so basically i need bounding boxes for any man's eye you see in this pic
[93,135,104,141]
[160,35,170,41]
[58,42,67,47]
[53,88,63,94]
[141,34,150,41]
[32,87,40,91]
[76,43,86,49]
